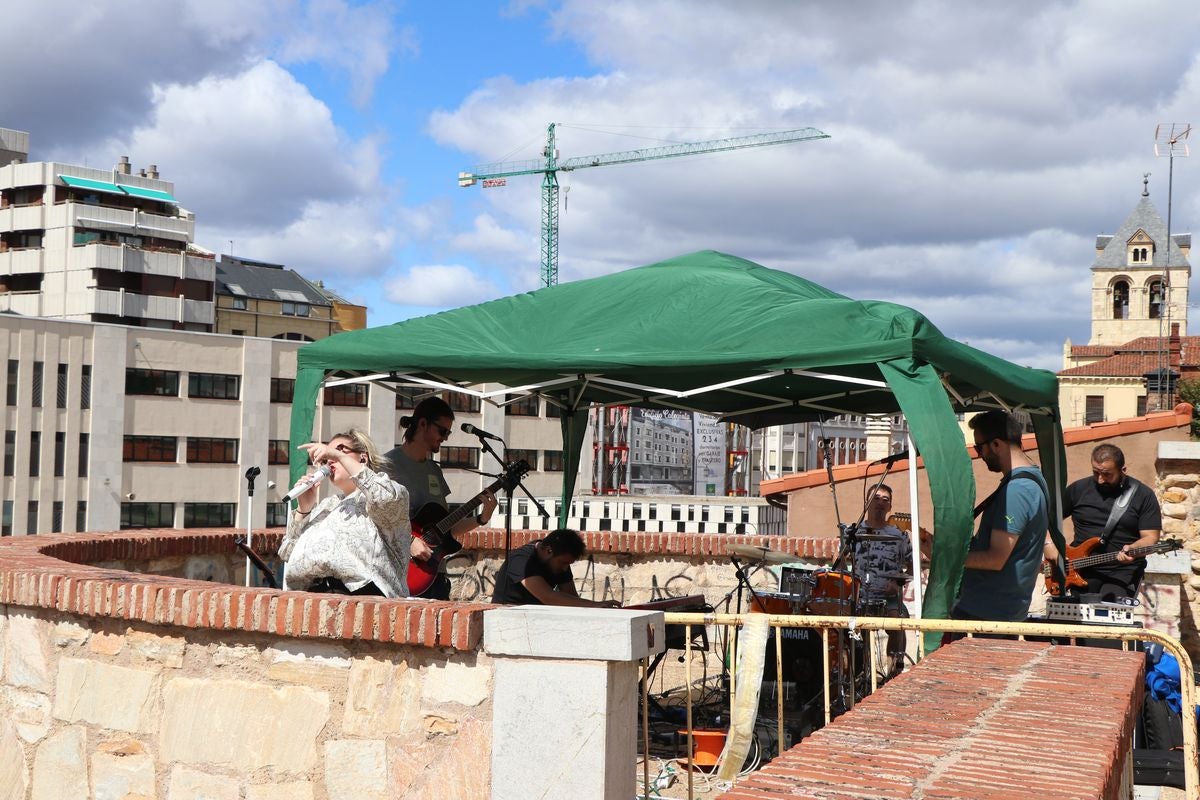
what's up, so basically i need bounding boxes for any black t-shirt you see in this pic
[1062,476,1162,586]
[491,541,574,605]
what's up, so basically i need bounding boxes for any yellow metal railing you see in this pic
[638,613,1196,800]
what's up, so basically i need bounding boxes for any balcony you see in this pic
[56,202,193,242]
[67,242,215,281]
[0,290,42,315]
[0,202,46,232]
[86,288,214,325]
[0,247,43,274]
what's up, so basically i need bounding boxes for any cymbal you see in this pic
[728,543,805,565]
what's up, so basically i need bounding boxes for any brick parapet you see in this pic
[0,527,838,652]
[717,638,1144,800]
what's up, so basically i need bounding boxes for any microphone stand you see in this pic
[475,436,516,560]
[243,466,260,587]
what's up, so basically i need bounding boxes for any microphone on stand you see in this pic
[284,465,330,502]
[870,448,917,467]
[461,423,504,442]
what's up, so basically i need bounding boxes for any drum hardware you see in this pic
[727,543,821,567]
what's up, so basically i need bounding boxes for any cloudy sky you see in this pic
[3,0,1199,370]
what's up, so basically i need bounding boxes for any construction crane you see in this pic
[458,123,830,287]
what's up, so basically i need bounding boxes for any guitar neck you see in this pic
[430,475,507,539]
[1070,542,1175,570]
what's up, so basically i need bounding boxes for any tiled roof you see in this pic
[1092,195,1190,269]
[215,256,329,305]
[1060,335,1200,377]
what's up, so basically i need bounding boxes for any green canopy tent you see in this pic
[289,250,1067,634]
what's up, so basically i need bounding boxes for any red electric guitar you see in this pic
[1042,536,1182,595]
[407,460,530,597]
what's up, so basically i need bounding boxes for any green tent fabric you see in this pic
[289,250,1067,632]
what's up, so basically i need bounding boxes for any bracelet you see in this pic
[295,509,311,517]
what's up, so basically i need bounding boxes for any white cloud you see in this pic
[385,265,502,307]
[276,0,416,107]
[426,0,1200,368]
[451,214,529,258]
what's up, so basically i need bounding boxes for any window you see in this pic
[394,386,427,410]
[123,436,178,462]
[3,430,12,476]
[544,450,565,471]
[270,378,294,404]
[26,501,37,535]
[51,502,63,534]
[1085,395,1105,425]
[1137,395,1148,417]
[545,402,562,419]
[281,301,310,317]
[56,364,68,408]
[444,391,481,413]
[231,297,247,310]
[188,372,240,400]
[31,361,42,407]
[508,448,538,471]
[76,501,86,533]
[505,393,540,416]
[184,503,236,528]
[1112,281,1129,320]
[120,502,175,529]
[1149,280,1164,320]
[186,437,238,464]
[266,502,289,527]
[323,383,368,407]
[80,365,91,410]
[54,432,64,477]
[439,446,479,470]
[268,440,290,465]
[1,501,11,536]
[126,368,180,396]
[78,433,89,477]
[29,431,39,477]
[6,359,16,406]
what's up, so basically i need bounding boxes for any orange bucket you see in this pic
[679,728,726,768]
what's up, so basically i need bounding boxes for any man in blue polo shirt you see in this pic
[952,410,1049,622]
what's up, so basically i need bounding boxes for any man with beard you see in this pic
[1054,443,1162,601]
[952,410,1050,623]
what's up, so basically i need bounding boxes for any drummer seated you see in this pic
[853,484,919,675]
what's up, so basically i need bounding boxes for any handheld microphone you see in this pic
[460,423,503,442]
[870,449,915,466]
[284,465,330,502]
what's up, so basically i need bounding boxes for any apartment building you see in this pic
[0,314,593,536]
[0,128,213,331]
[213,255,363,340]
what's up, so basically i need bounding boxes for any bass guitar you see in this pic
[1042,536,1181,595]
[407,459,530,597]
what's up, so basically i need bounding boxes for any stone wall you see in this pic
[0,608,491,800]
[0,529,495,800]
[0,526,838,800]
[1156,441,1200,663]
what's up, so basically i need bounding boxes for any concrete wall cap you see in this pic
[483,606,665,661]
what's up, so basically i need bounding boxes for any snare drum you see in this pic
[749,590,803,615]
[805,571,858,615]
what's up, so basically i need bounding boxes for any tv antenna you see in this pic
[1152,123,1191,410]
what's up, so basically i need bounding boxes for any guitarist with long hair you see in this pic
[1048,443,1163,601]
[384,396,497,600]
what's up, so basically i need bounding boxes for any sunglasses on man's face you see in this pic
[430,421,452,439]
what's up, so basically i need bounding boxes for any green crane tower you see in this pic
[458,123,831,287]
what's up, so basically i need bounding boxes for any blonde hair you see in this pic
[330,428,391,472]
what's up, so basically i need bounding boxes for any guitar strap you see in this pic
[973,471,1047,519]
[1098,480,1138,547]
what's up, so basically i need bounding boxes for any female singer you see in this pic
[279,428,411,597]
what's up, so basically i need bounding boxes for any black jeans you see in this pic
[308,577,384,597]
